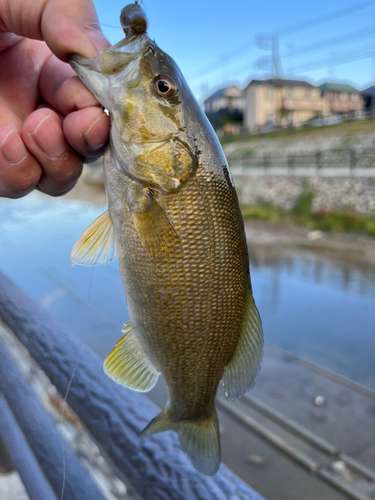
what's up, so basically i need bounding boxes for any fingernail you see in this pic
[83,113,107,150]
[0,128,27,165]
[31,115,68,159]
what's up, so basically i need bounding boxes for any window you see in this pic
[267,89,274,100]
[286,90,294,100]
[351,93,359,102]
[340,92,347,102]
[305,91,311,100]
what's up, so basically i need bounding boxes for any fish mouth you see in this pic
[70,34,150,76]
[69,35,151,112]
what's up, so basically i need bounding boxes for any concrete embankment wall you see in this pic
[232,169,375,215]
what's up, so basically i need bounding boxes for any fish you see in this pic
[69,2,263,476]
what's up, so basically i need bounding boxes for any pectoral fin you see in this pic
[222,294,264,400]
[70,210,117,267]
[104,322,159,392]
[132,193,182,264]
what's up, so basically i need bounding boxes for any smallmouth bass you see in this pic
[70,3,263,476]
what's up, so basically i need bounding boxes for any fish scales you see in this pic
[70,2,263,476]
[106,154,247,420]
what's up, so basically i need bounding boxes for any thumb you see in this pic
[42,0,111,61]
[0,0,110,62]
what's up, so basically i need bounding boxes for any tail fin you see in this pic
[141,407,220,476]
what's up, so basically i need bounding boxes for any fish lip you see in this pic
[69,54,95,68]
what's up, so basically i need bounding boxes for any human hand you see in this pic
[0,0,111,198]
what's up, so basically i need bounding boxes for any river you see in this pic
[1,192,374,390]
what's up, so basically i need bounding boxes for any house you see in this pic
[244,79,325,132]
[203,86,245,134]
[319,83,363,118]
[362,86,375,116]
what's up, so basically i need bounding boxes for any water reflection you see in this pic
[249,244,375,389]
[249,245,375,300]
[0,192,374,389]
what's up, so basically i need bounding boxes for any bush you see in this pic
[241,202,375,238]
[241,203,278,220]
[292,183,315,215]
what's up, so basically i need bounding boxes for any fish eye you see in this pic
[153,75,178,100]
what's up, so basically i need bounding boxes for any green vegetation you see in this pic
[291,182,315,215]
[220,118,375,145]
[241,190,375,237]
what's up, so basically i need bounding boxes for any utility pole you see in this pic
[272,33,281,79]
[256,33,282,79]
[255,32,284,126]
[286,43,294,76]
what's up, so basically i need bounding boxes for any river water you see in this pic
[1,192,374,389]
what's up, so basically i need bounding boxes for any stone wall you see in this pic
[233,173,375,215]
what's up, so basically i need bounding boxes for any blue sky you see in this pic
[93,0,375,101]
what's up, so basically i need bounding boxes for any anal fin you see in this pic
[222,294,264,400]
[104,322,159,392]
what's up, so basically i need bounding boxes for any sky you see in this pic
[92,0,375,102]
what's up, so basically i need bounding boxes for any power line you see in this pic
[189,0,375,84]
[279,0,375,37]
[291,45,375,73]
[187,41,256,82]
[205,41,375,89]
[190,0,375,93]
[282,26,375,58]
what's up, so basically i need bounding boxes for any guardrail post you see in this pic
[263,153,270,172]
[288,154,295,175]
[315,151,322,174]
[349,148,357,174]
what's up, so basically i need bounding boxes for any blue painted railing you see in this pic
[0,270,264,500]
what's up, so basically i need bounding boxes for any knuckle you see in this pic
[0,167,41,198]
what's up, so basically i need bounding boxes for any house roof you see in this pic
[203,85,242,103]
[362,85,375,96]
[245,78,314,90]
[319,83,359,93]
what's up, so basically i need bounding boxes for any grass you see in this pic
[240,190,375,237]
[220,118,375,146]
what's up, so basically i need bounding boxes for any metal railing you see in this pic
[227,148,375,172]
[0,270,263,500]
